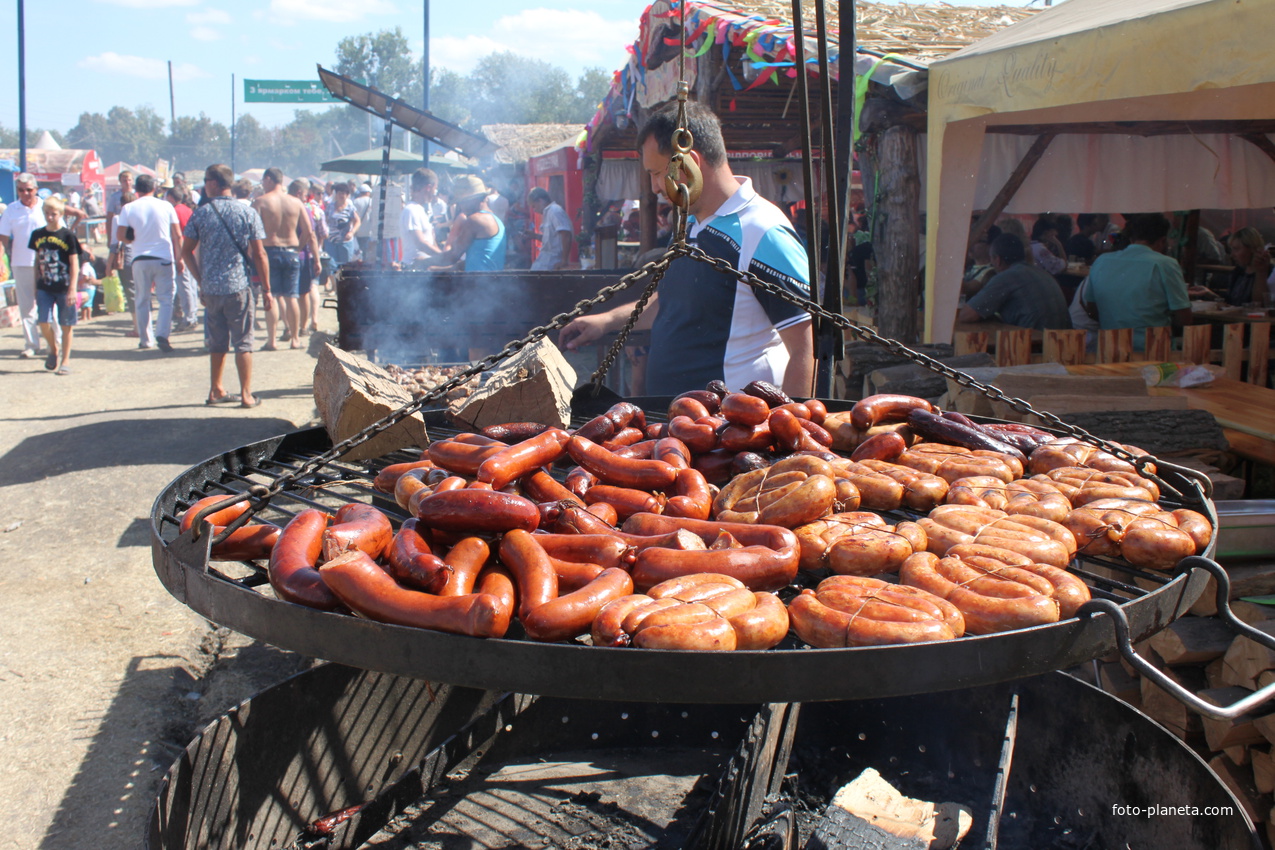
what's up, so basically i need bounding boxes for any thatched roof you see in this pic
[481,124,586,164]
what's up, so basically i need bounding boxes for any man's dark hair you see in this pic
[985,224,1002,244]
[204,164,233,191]
[1125,213,1171,244]
[134,174,156,195]
[410,168,437,192]
[990,232,1026,266]
[264,167,284,185]
[528,187,552,205]
[636,100,727,169]
[1077,213,1098,231]
[1030,216,1056,241]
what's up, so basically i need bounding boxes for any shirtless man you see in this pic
[253,167,319,349]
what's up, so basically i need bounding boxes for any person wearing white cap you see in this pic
[353,182,374,259]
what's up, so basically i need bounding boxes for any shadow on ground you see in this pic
[0,417,300,486]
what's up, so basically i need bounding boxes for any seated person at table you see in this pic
[1223,226,1271,307]
[1082,213,1190,349]
[1030,215,1067,276]
[961,224,1000,297]
[958,233,1070,330]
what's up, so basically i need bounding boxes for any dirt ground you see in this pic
[0,302,330,849]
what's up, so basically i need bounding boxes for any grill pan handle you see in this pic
[1080,557,1275,720]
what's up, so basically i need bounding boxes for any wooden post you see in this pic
[873,123,921,345]
[1097,328,1133,364]
[954,331,989,356]
[1223,323,1246,381]
[1250,323,1270,387]
[1181,324,1213,364]
[1042,329,1086,365]
[995,328,1032,366]
[967,134,1055,249]
[1144,326,1173,362]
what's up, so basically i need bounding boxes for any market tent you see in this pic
[923,0,1275,343]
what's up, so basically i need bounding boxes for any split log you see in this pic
[1023,394,1188,420]
[1206,658,1229,690]
[448,337,577,432]
[1254,748,1275,794]
[1207,754,1267,824]
[1233,601,1275,625]
[1139,661,1205,739]
[1100,660,1141,706]
[805,768,972,850]
[1039,409,1228,455]
[1200,686,1268,750]
[1220,621,1275,690]
[1149,616,1238,666]
[1225,744,1252,767]
[1192,565,1275,616]
[842,342,953,401]
[314,343,429,461]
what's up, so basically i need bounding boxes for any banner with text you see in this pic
[243,80,336,103]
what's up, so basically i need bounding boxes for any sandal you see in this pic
[205,393,237,405]
[55,366,71,375]
[239,397,262,409]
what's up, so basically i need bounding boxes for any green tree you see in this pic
[165,114,231,169]
[0,125,67,149]
[428,68,474,128]
[335,27,423,102]
[232,114,274,171]
[468,52,576,126]
[573,67,613,122]
[65,106,165,165]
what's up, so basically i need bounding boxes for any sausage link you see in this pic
[498,529,560,619]
[720,393,771,427]
[322,504,393,562]
[667,415,718,454]
[899,551,1059,635]
[480,422,552,442]
[693,448,738,485]
[601,427,647,451]
[612,440,656,459]
[653,437,693,470]
[268,509,341,610]
[427,438,508,476]
[554,505,620,535]
[521,469,586,508]
[564,466,599,499]
[769,408,826,453]
[566,435,679,490]
[320,550,507,637]
[387,518,450,593]
[532,533,634,569]
[802,398,828,425]
[415,489,540,534]
[477,428,572,490]
[727,592,790,649]
[522,567,635,641]
[850,432,908,463]
[438,536,491,596]
[592,594,656,647]
[585,502,620,526]
[474,564,516,635]
[209,523,281,561]
[668,396,711,421]
[633,609,737,650]
[179,494,251,533]
[665,468,713,520]
[371,459,437,494]
[550,558,606,593]
[850,394,934,431]
[585,485,665,520]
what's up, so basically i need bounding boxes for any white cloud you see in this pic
[92,0,197,7]
[266,0,396,24]
[432,8,636,74]
[77,53,210,82]
[187,9,232,25]
[189,26,220,42]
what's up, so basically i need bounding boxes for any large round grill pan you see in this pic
[151,414,1214,705]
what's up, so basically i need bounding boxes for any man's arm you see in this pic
[554,229,572,269]
[0,235,11,263]
[428,218,476,269]
[559,295,659,351]
[957,304,985,324]
[116,225,132,244]
[182,236,201,291]
[779,321,815,398]
[297,209,321,273]
[249,238,272,310]
[169,222,184,274]
[66,253,79,307]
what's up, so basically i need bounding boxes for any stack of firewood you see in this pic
[1088,589,1275,844]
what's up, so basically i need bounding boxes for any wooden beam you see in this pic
[968,134,1055,249]
[988,120,1275,137]
[1241,132,1275,167]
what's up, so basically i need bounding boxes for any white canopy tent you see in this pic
[923,0,1275,343]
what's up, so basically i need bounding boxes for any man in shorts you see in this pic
[253,167,319,349]
[181,164,272,407]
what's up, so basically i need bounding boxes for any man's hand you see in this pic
[559,314,607,351]
[313,258,322,275]
[262,291,274,311]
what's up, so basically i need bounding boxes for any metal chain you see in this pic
[677,243,1167,478]
[589,243,687,388]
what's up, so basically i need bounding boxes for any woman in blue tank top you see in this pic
[426,175,506,272]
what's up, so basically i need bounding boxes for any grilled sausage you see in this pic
[427,438,508,476]
[268,509,341,610]
[653,437,693,470]
[476,427,572,490]
[319,504,393,562]
[522,567,635,642]
[566,435,680,490]
[387,518,450,593]
[788,577,962,648]
[850,432,907,463]
[437,536,491,596]
[667,415,718,454]
[371,459,437,494]
[415,489,540,534]
[320,550,507,637]
[721,392,771,427]
[479,422,552,442]
[850,394,933,431]
[899,551,1060,634]
[498,529,559,618]
[179,494,251,533]
[584,484,665,520]
[665,467,714,520]
[591,594,656,647]
[208,523,281,561]
[622,513,800,591]
[521,469,586,508]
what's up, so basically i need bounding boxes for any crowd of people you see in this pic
[957,209,1275,349]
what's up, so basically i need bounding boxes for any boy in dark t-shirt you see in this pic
[28,197,81,374]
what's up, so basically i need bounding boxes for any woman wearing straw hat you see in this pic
[427,175,506,272]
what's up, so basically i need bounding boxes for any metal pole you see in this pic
[422,0,430,163]
[377,114,393,266]
[813,0,845,398]
[168,60,176,130]
[790,0,822,398]
[835,0,857,273]
[17,0,26,175]
[231,74,236,174]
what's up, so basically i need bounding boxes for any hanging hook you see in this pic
[665,82,703,211]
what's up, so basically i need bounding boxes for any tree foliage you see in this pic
[65,106,166,165]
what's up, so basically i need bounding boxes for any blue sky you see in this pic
[1,0,1042,136]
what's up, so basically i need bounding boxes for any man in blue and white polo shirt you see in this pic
[561,102,814,397]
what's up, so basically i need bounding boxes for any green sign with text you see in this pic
[243,80,336,103]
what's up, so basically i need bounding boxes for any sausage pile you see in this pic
[178,384,1214,651]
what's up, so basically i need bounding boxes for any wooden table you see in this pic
[1190,304,1274,324]
[1068,362,1275,464]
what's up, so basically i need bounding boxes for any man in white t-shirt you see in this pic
[529,187,573,271]
[0,173,47,357]
[116,174,183,351]
[400,169,443,267]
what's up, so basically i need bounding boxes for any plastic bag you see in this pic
[102,272,125,313]
[1141,362,1222,388]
